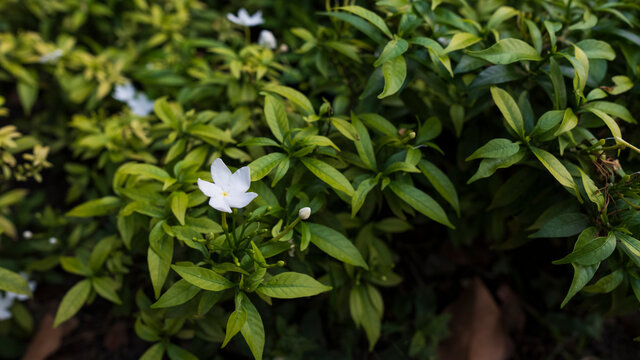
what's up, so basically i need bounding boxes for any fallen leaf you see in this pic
[22,313,78,360]
[438,277,512,360]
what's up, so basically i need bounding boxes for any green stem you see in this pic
[244,26,251,44]
[221,213,234,248]
[269,217,302,243]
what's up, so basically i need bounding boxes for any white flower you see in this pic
[127,93,155,116]
[227,8,263,27]
[258,30,277,49]
[39,49,63,64]
[49,237,58,244]
[113,82,136,102]
[0,295,14,321]
[298,207,311,220]
[22,230,33,239]
[197,159,258,213]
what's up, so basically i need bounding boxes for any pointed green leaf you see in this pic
[308,223,368,269]
[388,181,454,229]
[172,265,235,291]
[339,6,392,39]
[467,38,541,64]
[54,279,91,327]
[300,157,354,196]
[258,272,332,299]
[466,138,520,161]
[490,86,525,139]
[151,280,201,308]
[378,55,406,99]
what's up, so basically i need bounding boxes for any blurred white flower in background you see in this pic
[258,30,277,49]
[0,273,36,320]
[39,49,63,64]
[49,237,58,244]
[227,8,264,27]
[22,230,33,239]
[112,82,155,116]
[113,82,136,102]
[197,158,257,213]
[128,93,155,116]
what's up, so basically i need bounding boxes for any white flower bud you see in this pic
[22,231,33,239]
[298,207,311,220]
[49,237,58,244]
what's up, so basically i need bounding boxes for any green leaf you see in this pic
[617,233,640,268]
[223,309,247,348]
[151,280,201,308]
[263,94,289,143]
[170,191,188,226]
[579,170,604,211]
[17,81,38,116]
[166,344,197,360]
[583,269,624,293]
[374,37,409,67]
[258,272,332,298]
[561,263,598,308]
[116,162,171,183]
[418,160,460,215]
[172,265,235,291]
[465,138,520,161]
[549,57,567,109]
[553,231,615,265]
[605,75,633,95]
[378,55,406,99]
[140,343,165,360]
[154,97,181,128]
[308,223,368,269]
[350,284,382,350]
[188,124,235,143]
[66,196,121,217]
[148,236,173,299]
[467,39,541,64]
[262,84,315,116]
[351,113,377,171]
[443,32,481,54]
[583,101,635,124]
[359,113,398,137]
[300,157,355,196]
[530,212,590,238]
[89,236,116,272]
[54,279,91,327]
[351,177,379,217]
[575,39,615,60]
[339,6,392,39]
[529,146,580,199]
[60,257,91,276]
[388,181,454,229]
[249,152,287,181]
[553,108,578,136]
[0,189,28,208]
[490,86,525,139]
[585,107,621,141]
[239,293,265,360]
[92,277,122,305]
[467,148,526,183]
[0,267,32,297]
[320,12,386,44]
[487,6,519,29]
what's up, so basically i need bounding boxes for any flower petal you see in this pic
[209,195,232,213]
[225,192,258,209]
[197,179,222,197]
[211,158,232,190]
[226,13,241,25]
[238,8,250,23]
[229,166,251,194]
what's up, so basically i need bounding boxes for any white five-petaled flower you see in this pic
[258,30,277,49]
[197,159,258,213]
[227,8,264,27]
[39,49,63,64]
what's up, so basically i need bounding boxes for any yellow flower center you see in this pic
[222,191,228,197]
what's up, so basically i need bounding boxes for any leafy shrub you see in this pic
[1,0,640,358]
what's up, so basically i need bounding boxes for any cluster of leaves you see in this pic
[1,0,640,358]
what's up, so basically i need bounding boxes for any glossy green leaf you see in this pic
[172,265,235,291]
[54,279,91,327]
[443,32,481,54]
[249,152,287,181]
[467,39,541,64]
[262,84,315,116]
[378,55,406,99]
[388,181,454,229]
[301,157,355,196]
[239,293,265,360]
[374,37,409,67]
[263,94,289,143]
[308,223,368,269]
[0,267,32,297]
[170,191,188,226]
[151,280,201,308]
[490,86,525,139]
[561,263,598,308]
[66,196,121,217]
[258,272,332,298]
[466,138,520,161]
[339,6,392,39]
